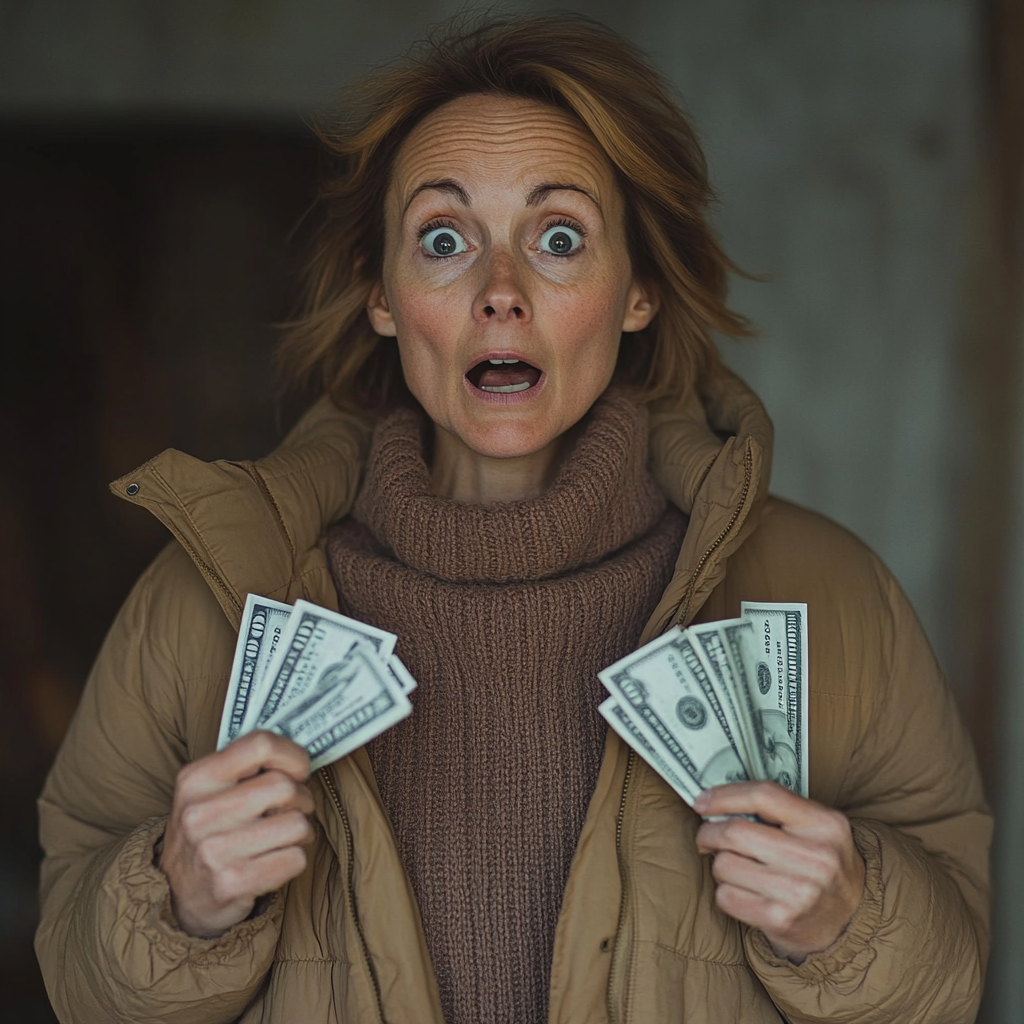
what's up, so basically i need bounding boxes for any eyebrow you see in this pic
[526,182,600,209]
[403,179,470,217]
[403,178,601,217]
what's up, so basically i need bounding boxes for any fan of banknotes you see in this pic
[218,593,807,803]
[597,602,809,805]
[217,595,417,770]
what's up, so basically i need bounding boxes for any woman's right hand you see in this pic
[158,731,315,938]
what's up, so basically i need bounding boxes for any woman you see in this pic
[36,15,989,1024]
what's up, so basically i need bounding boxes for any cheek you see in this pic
[389,286,460,392]
[551,282,626,381]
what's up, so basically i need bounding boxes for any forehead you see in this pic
[391,94,617,208]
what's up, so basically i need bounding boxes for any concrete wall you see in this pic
[0,0,978,667]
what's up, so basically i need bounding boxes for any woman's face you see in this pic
[367,93,656,461]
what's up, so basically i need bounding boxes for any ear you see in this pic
[366,280,398,337]
[621,279,659,333]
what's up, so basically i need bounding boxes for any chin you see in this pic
[457,419,557,461]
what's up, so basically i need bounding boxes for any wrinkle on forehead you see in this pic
[392,95,616,212]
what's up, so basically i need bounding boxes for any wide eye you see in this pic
[539,225,583,256]
[421,226,468,257]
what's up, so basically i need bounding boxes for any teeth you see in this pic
[480,382,532,393]
[487,358,521,364]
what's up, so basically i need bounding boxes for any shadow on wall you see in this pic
[0,119,319,1021]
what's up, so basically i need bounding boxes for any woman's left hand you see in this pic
[694,782,865,962]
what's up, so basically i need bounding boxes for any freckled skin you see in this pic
[366,94,657,502]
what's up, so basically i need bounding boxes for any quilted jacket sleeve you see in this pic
[35,545,282,1024]
[745,554,991,1024]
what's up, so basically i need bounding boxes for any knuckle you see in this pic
[712,851,737,876]
[824,809,849,839]
[178,802,206,839]
[175,760,202,792]
[721,820,743,844]
[210,866,242,905]
[264,772,298,805]
[793,879,818,910]
[289,811,314,841]
[195,835,224,872]
[247,730,277,760]
[766,902,794,932]
[819,846,842,877]
[715,884,741,917]
[275,810,304,839]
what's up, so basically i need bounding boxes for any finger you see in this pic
[694,782,824,830]
[239,845,310,898]
[178,773,313,840]
[176,733,311,801]
[261,781,315,818]
[710,850,821,909]
[696,817,826,872]
[713,881,776,932]
[197,811,314,870]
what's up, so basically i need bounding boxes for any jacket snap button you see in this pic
[600,939,610,952]
[126,483,140,496]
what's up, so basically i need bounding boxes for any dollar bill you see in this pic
[598,630,752,794]
[244,600,398,733]
[264,641,412,771]
[687,619,768,780]
[218,594,294,750]
[598,695,701,804]
[741,602,809,796]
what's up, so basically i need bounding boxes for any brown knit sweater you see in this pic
[326,392,686,1024]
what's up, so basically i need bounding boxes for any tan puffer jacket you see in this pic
[35,370,991,1024]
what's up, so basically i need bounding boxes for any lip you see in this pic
[462,349,547,404]
[462,349,541,377]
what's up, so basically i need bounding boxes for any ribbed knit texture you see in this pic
[326,391,686,1024]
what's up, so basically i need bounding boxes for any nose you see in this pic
[473,249,531,323]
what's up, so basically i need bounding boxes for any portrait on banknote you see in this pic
[34,13,990,1024]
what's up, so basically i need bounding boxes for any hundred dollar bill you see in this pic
[244,600,398,733]
[265,641,412,771]
[741,602,809,796]
[598,630,751,793]
[218,594,294,750]
[686,619,768,780]
[598,695,701,804]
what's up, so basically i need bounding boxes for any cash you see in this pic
[217,594,415,770]
[598,602,808,806]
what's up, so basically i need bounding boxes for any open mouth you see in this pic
[466,357,542,394]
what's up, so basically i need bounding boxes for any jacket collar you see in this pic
[110,366,773,633]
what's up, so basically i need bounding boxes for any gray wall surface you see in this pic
[0,0,978,668]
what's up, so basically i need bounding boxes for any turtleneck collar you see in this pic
[351,389,669,584]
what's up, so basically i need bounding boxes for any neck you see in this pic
[430,424,565,503]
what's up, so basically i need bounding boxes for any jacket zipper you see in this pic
[607,442,755,1022]
[607,747,635,1024]
[677,444,754,627]
[319,767,387,1024]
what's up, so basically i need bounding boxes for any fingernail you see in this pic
[693,791,709,811]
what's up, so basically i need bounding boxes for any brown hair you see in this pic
[278,13,750,410]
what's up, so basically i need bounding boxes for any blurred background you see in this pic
[0,0,1020,1020]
